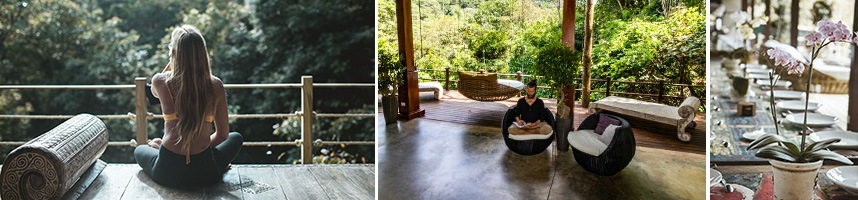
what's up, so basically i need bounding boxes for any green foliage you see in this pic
[653,7,706,85]
[0,0,374,164]
[469,29,509,63]
[272,106,374,164]
[379,0,704,109]
[378,38,404,96]
[532,25,581,101]
[472,0,515,30]
[589,5,705,107]
[747,134,853,164]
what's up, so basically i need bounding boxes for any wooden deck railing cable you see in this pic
[417,68,705,104]
[0,76,373,164]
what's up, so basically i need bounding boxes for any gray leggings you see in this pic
[134,132,243,188]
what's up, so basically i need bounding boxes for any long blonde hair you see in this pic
[166,25,215,153]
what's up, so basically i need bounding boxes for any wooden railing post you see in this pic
[301,76,314,164]
[657,80,665,104]
[479,69,486,74]
[605,76,612,97]
[134,77,147,146]
[516,71,522,97]
[444,67,450,91]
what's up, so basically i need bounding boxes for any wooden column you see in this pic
[789,0,799,47]
[561,0,576,51]
[395,0,425,120]
[742,0,748,12]
[134,77,147,147]
[763,0,771,41]
[301,76,314,164]
[581,0,595,107]
[848,1,858,131]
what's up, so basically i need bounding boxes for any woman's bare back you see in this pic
[151,72,229,156]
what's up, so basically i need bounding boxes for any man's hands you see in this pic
[522,120,541,129]
[148,138,162,149]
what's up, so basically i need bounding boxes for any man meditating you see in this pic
[508,80,553,135]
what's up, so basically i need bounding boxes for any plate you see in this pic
[809,131,858,149]
[745,68,772,74]
[711,184,755,200]
[769,90,805,100]
[742,63,767,69]
[710,168,723,187]
[746,73,776,80]
[755,79,791,88]
[785,113,837,127]
[776,100,820,112]
[826,166,858,195]
[741,129,769,141]
[729,184,755,200]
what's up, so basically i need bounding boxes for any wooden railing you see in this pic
[418,68,705,104]
[0,76,374,164]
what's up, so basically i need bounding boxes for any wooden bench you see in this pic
[419,82,444,100]
[1,114,108,199]
[589,96,700,142]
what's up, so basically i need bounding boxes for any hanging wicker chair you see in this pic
[458,71,522,102]
[502,105,556,156]
[569,113,636,176]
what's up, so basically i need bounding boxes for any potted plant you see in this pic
[722,11,767,72]
[535,40,582,151]
[749,19,854,200]
[378,38,404,125]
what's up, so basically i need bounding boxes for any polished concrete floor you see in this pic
[378,115,706,200]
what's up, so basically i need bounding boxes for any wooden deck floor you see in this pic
[76,163,375,200]
[404,90,706,154]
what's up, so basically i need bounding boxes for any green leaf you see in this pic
[803,138,840,153]
[747,134,790,150]
[754,145,798,162]
[804,150,854,165]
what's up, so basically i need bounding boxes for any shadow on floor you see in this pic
[378,114,705,200]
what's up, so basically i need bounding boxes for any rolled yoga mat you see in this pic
[1,114,108,200]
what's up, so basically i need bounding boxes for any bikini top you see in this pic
[162,82,215,164]
[162,83,215,122]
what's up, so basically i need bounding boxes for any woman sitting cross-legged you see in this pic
[134,25,243,188]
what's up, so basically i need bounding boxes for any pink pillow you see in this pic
[594,114,620,135]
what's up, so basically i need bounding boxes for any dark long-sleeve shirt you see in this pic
[512,97,550,123]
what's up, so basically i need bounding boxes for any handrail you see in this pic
[0,83,376,89]
[418,68,706,104]
[0,76,374,164]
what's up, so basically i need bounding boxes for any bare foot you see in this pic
[225,163,232,173]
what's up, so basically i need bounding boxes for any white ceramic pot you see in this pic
[769,159,823,200]
[723,58,740,72]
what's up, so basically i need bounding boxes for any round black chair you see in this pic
[502,105,556,156]
[570,113,636,176]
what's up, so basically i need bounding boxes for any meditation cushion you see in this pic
[509,130,553,141]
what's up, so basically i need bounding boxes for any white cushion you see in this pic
[568,130,608,156]
[418,81,443,90]
[418,82,444,99]
[509,130,553,141]
[598,124,620,146]
[497,79,524,90]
